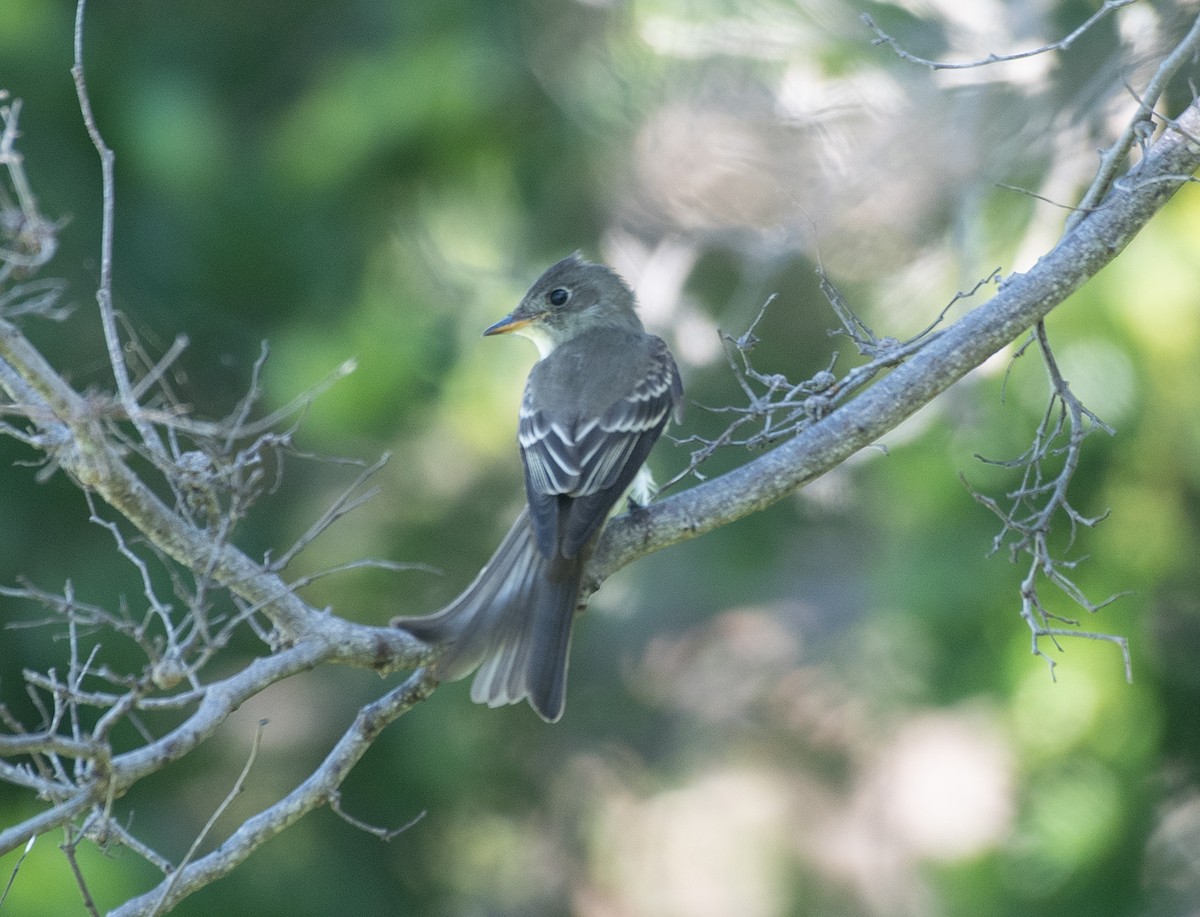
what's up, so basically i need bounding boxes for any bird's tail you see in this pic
[390,510,582,722]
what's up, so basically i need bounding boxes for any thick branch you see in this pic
[0,790,91,858]
[588,100,1200,588]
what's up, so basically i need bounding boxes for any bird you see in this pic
[391,253,683,722]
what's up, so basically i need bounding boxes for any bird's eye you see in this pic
[548,287,570,307]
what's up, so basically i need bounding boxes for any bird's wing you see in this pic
[519,336,682,559]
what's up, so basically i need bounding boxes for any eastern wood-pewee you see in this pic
[392,254,683,722]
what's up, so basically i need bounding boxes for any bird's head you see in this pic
[484,253,642,357]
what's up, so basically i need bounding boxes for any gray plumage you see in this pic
[392,254,683,721]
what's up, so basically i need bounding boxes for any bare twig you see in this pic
[71,0,198,471]
[268,452,391,572]
[220,357,358,442]
[71,1,129,406]
[1067,12,1200,231]
[88,818,175,876]
[862,1,1141,71]
[62,828,102,917]
[663,268,999,490]
[994,183,1091,212]
[109,671,437,917]
[0,278,69,320]
[863,3,1200,241]
[286,558,439,593]
[329,792,426,842]
[148,720,268,917]
[129,334,189,403]
[965,321,1130,679]
[0,98,59,280]
[0,835,35,909]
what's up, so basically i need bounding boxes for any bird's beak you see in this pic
[483,311,540,336]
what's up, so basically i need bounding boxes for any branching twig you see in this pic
[129,334,189,403]
[0,98,59,281]
[71,0,143,439]
[965,321,1130,680]
[108,670,437,917]
[1068,12,1200,231]
[0,637,329,860]
[330,792,426,842]
[268,452,391,572]
[663,268,999,490]
[862,1,1140,72]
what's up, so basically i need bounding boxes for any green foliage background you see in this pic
[3,0,1200,914]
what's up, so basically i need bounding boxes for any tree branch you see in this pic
[588,97,1200,588]
[0,311,423,660]
[1067,11,1200,230]
[108,670,435,917]
[861,0,1140,71]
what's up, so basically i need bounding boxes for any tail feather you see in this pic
[525,559,582,721]
[391,510,582,722]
